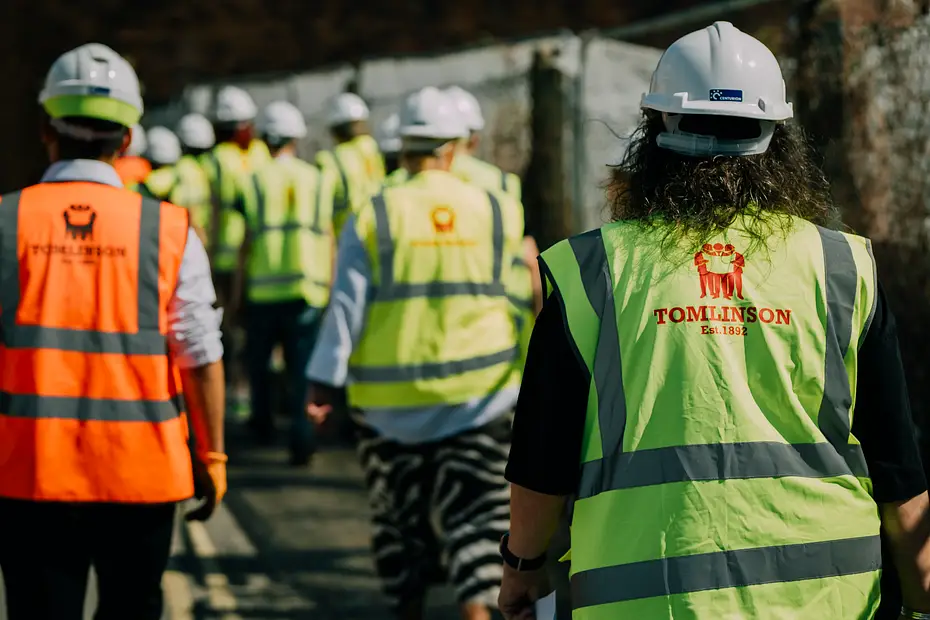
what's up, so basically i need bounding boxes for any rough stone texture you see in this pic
[794,0,930,424]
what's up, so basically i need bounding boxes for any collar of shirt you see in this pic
[40,159,124,188]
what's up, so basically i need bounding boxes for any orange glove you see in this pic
[205,451,228,503]
[187,451,228,522]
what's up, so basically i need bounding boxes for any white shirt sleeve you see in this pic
[306,216,372,387]
[167,227,225,369]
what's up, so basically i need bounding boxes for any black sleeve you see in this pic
[505,287,589,496]
[851,280,927,503]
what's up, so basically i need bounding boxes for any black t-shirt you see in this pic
[506,279,926,504]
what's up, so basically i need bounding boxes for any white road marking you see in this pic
[186,518,241,619]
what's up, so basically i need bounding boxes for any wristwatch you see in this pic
[500,533,547,571]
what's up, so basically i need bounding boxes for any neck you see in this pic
[406,157,449,174]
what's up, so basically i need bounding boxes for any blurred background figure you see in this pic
[203,85,263,420]
[236,100,335,464]
[376,112,403,176]
[113,122,150,189]
[143,125,182,171]
[306,86,523,620]
[316,92,385,236]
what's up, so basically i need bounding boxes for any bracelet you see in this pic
[901,607,930,619]
[205,451,228,464]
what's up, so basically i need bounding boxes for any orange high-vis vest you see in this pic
[0,182,195,503]
[113,155,152,188]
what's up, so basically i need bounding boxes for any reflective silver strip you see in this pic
[569,231,627,461]
[0,192,167,355]
[567,227,869,500]
[370,191,506,301]
[377,282,506,301]
[571,535,881,609]
[859,239,879,349]
[332,152,351,215]
[0,391,182,423]
[248,273,330,288]
[816,227,869,476]
[577,441,867,499]
[351,346,518,383]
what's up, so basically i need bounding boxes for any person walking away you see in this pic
[499,22,930,620]
[144,112,216,246]
[444,85,542,379]
[236,101,334,463]
[377,112,403,177]
[113,122,150,189]
[305,86,523,620]
[316,92,385,236]
[138,125,181,195]
[0,43,227,620]
[203,85,263,419]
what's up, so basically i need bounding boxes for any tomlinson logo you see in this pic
[431,206,455,234]
[64,204,96,240]
[696,243,744,300]
[653,243,792,336]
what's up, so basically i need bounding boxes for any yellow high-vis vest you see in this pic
[143,156,212,233]
[316,134,385,236]
[347,170,522,409]
[203,142,266,273]
[238,156,335,308]
[542,217,882,619]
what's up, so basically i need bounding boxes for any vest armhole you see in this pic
[859,238,879,349]
[538,255,593,387]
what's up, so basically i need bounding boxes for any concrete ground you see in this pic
[0,419,571,619]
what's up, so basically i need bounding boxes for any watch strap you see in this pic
[500,533,547,571]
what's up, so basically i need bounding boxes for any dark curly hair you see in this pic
[609,110,838,253]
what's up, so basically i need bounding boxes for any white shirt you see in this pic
[39,159,224,368]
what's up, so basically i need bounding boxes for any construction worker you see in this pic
[316,92,385,236]
[113,122,150,189]
[235,100,334,463]
[203,85,263,417]
[170,112,216,243]
[0,43,226,620]
[306,86,523,620]
[444,86,541,376]
[377,112,403,176]
[142,125,181,173]
[500,22,930,619]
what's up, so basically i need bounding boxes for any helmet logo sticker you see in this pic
[709,89,743,102]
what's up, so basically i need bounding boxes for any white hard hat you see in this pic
[445,86,485,132]
[145,126,181,166]
[258,100,307,140]
[376,113,401,154]
[127,124,147,156]
[399,87,469,142]
[641,22,793,157]
[176,113,215,150]
[214,85,257,123]
[326,92,369,126]
[39,43,143,129]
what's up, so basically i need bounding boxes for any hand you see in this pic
[305,382,335,428]
[186,452,228,522]
[499,564,552,620]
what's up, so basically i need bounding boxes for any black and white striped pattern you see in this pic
[356,415,512,611]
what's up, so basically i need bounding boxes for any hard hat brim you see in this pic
[43,95,142,128]
[642,93,793,122]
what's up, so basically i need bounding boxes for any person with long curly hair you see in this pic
[499,21,930,620]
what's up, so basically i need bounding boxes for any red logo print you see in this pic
[694,243,745,301]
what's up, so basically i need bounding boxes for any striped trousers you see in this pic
[356,415,512,611]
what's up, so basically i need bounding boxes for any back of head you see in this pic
[613,21,834,247]
[145,126,181,166]
[327,93,369,142]
[258,100,307,150]
[176,113,215,151]
[399,87,469,159]
[39,43,144,161]
[213,86,257,147]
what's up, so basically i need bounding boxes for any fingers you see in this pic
[306,403,333,426]
[185,494,217,521]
